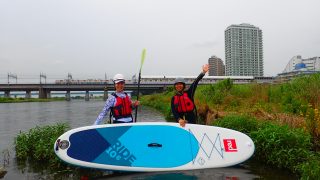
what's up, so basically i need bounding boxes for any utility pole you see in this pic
[105,73,108,85]
[7,73,17,84]
[40,73,47,84]
[67,73,72,85]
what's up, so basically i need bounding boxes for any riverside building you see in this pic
[225,23,264,76]
[276,55,320,83]
[283,55,320,73]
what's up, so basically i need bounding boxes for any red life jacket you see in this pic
[173,92,194,113]
[111,93,132,119]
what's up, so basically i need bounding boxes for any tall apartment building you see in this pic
[225,23,264,76]
[208,55,225,76]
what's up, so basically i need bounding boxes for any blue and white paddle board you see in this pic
[54,122,254,172]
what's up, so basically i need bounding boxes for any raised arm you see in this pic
[187,64,209,98]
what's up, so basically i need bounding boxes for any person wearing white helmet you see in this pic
[94,74,139,125]
[171,64,209,127]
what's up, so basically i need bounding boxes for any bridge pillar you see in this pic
[103,88,108,101]
[85,91,90,101]
[66,91,71,101]
[163,85,167,91]
[25,91,31,99]
[47,91,51,99]
[4,91,10,98]
[39,88,47,99]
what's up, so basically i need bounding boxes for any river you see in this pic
[0,100,297,179]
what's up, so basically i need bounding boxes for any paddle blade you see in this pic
[140,49,146,70]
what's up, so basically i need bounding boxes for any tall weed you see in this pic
[214,115,318,179]
[15,123,69,164]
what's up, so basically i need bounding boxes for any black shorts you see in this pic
[113,120,133,124]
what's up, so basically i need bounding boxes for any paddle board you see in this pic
[54,122,254,172]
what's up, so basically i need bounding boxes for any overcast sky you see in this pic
[0,0,319,82]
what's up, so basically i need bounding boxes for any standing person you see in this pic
[93,74,139,125]
[171,64,209,127]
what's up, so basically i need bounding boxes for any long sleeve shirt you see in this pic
[171,72,205,124]
[94,91,133,125]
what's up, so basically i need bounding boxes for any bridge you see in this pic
[0,75,274,100]
[0,83,170,101]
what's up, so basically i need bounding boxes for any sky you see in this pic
[0,0,319,82]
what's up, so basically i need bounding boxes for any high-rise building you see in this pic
[225,23,264,76]
[208,55,225,76]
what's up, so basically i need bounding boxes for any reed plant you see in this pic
[197,79,233,106]
[15,123,69,165]
[297,152,320,180]
[304,105,320,150]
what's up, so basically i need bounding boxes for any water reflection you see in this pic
[96,167,258,180]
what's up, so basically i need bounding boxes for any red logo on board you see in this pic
[223,139,237,152]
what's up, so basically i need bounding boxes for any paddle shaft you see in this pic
[134,49,146,123]
[134,70,142,122]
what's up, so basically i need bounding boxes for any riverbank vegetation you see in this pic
[15,123,69,164]
[141,73,320,179]
[214,115,320,179]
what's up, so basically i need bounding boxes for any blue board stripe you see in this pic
[93,126,135,166]
[96,126,131,145]
[68,129,110,162]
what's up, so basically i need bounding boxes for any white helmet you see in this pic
[113,74,125,84]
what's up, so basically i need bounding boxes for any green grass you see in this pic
[213,115,320,179]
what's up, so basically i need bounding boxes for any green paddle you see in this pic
[134,49,146,122]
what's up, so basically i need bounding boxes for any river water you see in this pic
[0,100,297,179]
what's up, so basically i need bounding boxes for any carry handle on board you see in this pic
[148,143,162,148]
[55,139,60,151]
